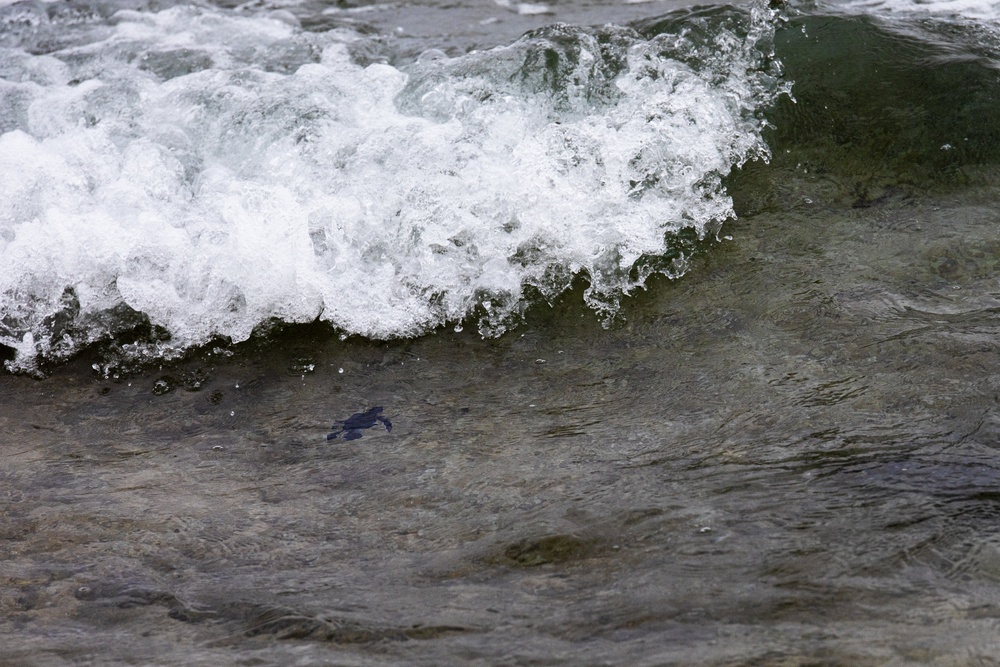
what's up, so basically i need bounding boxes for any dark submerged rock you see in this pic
[326,407,392,441]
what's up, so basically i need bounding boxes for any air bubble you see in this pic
[152,377,174,395]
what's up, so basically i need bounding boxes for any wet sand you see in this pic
[5,168,1000,664]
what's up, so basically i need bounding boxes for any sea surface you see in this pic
[3,0,1000,664]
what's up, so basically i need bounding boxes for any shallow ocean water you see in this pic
[4,0,1000,664]
[6,187,1000,664]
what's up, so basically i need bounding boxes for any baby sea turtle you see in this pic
[327,407,392,441]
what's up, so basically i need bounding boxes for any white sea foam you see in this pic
[839,0,1000,22]
[0,2,786,372]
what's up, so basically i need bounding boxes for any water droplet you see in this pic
[338,367,344,374]
[212,445,224,451]
[230,410,235,416]
[152,377,175,395]
[289,357,317,375]
[454,324,463,332]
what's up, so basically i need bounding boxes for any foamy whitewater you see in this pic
[843,0,1000,21]
[0,0,787,373]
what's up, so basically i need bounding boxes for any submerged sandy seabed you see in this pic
[5,174,1000,665]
